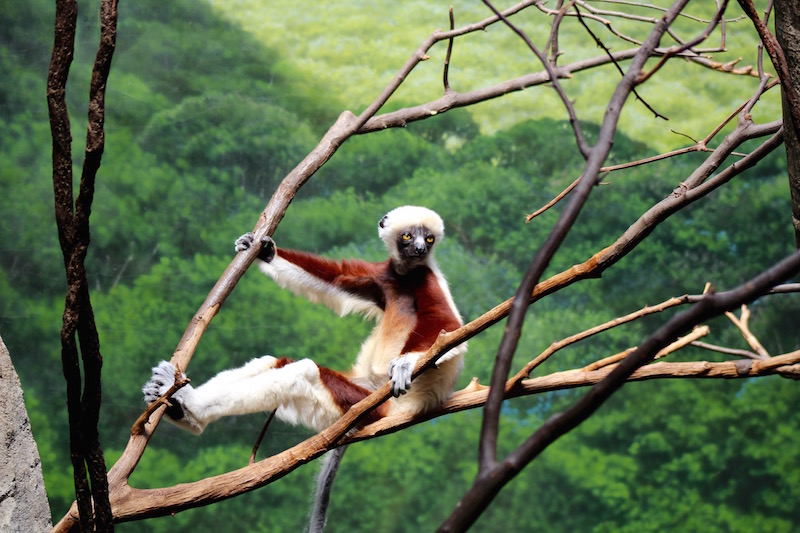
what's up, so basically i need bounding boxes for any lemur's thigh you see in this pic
[200,355,282,388]
[191,358,384,431]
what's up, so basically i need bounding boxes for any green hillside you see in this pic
[208,0,780,150]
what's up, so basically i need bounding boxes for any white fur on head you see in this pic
[378,205,445,247]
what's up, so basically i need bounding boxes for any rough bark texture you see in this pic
[0,334,53,532]
[775,0,800,247]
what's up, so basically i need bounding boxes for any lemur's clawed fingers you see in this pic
[142,361,190,422]
[234,232,255,253]
[388,355,418,397]
[142,361,187,402]
[235,233,275,263]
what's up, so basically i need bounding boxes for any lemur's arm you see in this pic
[235,234,384,318]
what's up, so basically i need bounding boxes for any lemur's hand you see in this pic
[235,233,276,263]
[388,354,420,397]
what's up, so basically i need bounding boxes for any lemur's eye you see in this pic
[426,236,435,244]
[401,233,412,241]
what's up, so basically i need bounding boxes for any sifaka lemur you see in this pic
[143,205,467,531]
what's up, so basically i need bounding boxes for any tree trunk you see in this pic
[775,0,800,248]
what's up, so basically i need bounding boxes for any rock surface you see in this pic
[0,334,52,532]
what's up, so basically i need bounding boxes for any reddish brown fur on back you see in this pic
[318,366,387,425]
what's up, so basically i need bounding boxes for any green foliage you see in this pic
[273,189,379,252]
[310,128,445,196]
[140,94,316,198]
[405,107,481,147]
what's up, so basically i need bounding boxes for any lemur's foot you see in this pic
[142,361,187,421]
[388,354,420,397]
[234,232,255,253]
[235,233,275,262]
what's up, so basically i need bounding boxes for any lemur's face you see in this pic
[378,206,444,274]
[396,226,436,261]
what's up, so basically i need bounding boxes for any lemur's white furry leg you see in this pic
[143,357,345,434]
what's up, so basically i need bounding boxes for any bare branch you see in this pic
[477,0,691,479]
[350,350,800,443]
[527,80,780,221]
[443,5,455,93]
[249,411,277,465]
[636,1,729,85]
[573,4,668,120]
[483,0,592,157]
[47,0,119,529]
[724,305,771,358]
[545,0,571,67]
[440,247,800,532]
[739,0,800,132]
[691,340,761,359]
[511,294,690,383]
[583,325,710,371]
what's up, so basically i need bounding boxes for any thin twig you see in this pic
[636,1,729,84]
[249,411,276,465]
[483,0,592,158]
[510,295,689,384]
[738,0,800,132]
[132,369,190,436]
[724,304,770,358]
[574,4,667,119]
[691,340,760,359]
[545,0,571,67]
[525,80,778,221]
[581,325,710,371]
[443,6,455,92]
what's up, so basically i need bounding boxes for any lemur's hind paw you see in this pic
[142,361,179,401]
[235,233,275,262]
[142,361,186,420]
[234,233,255,253]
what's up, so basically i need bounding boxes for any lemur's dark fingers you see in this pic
[234,232,255,252]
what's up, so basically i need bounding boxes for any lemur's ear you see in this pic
[379,215,388,229]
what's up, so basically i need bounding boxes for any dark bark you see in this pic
[775,0,800,247]
[47,0,119,530]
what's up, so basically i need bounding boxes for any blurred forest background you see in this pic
[2,0,800,530]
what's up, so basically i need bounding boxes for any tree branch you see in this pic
[484,0,592,157]
[439,247,800,532]
[477,0,691,476]
[350,349,800,443]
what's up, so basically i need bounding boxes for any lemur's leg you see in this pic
[143,357,382,434]
[143,356,281,434]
